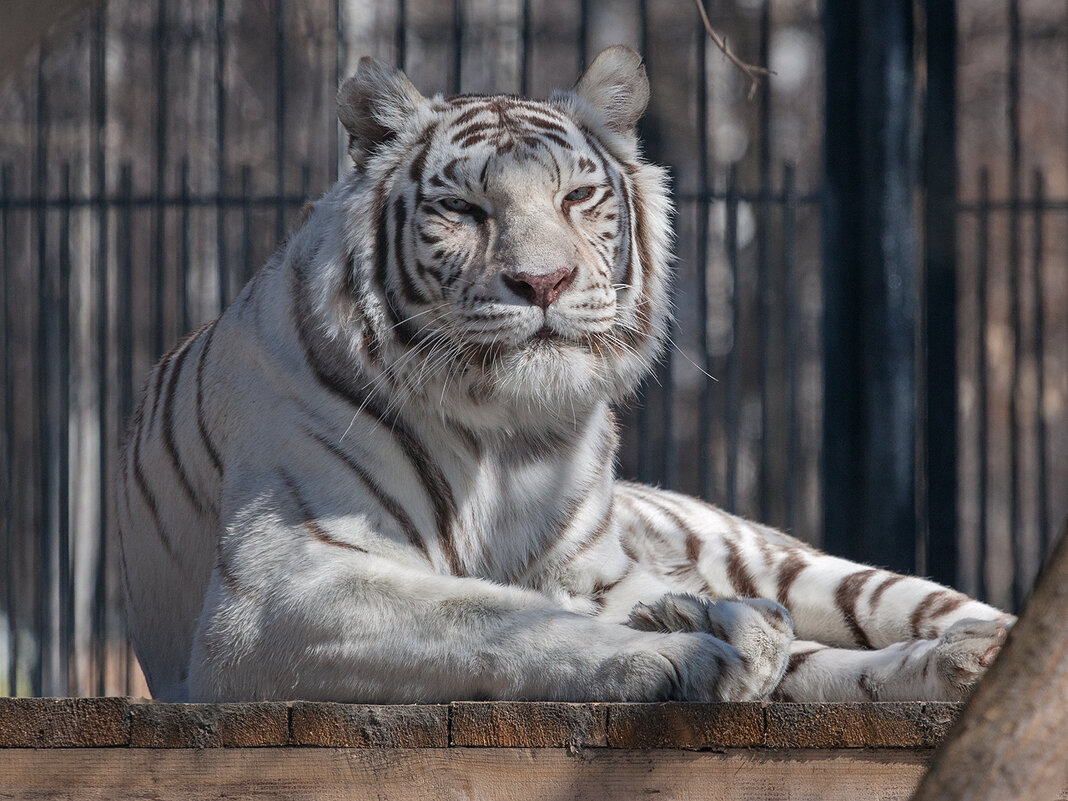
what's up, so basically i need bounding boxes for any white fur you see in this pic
[118,47,1010,704]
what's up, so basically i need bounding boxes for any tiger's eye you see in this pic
[564,186,596,204]
[441,197,479,215]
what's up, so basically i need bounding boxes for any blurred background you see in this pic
[0,0,1064,697]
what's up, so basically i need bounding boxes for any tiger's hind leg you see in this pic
[617,483,1012,646]
[615,482,1014,700]
[774,619,1009,702]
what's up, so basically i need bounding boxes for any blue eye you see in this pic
[564,186,596,204]
[441,197,479,215]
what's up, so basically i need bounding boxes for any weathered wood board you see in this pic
[2,699,1067,801]
[2,747,933,801]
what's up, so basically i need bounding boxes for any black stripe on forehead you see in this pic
[451,103,489,126]
[442,158,461,183]
[440,96,576,153]
[513,112,570,136]
[531,131,569,149]
[525,144,562,185]
[450,120,496,144]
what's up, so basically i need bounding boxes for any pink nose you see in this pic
[502,267,577,310]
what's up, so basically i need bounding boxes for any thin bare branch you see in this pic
[692,0,775,100]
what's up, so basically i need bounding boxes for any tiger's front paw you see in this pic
[628,594,794,700]
[931,617,1010,699]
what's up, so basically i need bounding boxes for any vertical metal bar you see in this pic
[333,0,342,179]
[395,0,407,70]
[822,0,862,561]
[58,164,73,696]
[117,167,134,516]
[34,52,51,699]
[117,164,135,697]
[756,0,773,522]
[452,0,463,93]
[923,0,959,588]
[519,0,531,96]
[638,0,648,56]
[1031,169,1049,561]
[783,163,800,533]
[632,6,672,489]
[977,168,990,601]
[821,0,917,571]
[725,164,740,512]
[275,0,287,244]
[578,0,589,72]
[240,165,253,285]
[695,24,712,500]
[179,159,191,333]
[154,0,169,360]
[90,4,109,697]
[1007,0,1024,609]
[2,164,16,695]
[634,0,652,486]
[216,0,229,312]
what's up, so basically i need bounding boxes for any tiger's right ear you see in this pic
[338,57,426,169]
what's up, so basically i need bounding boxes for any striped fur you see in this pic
[118,47,1010,703]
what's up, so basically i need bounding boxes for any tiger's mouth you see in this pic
[528,323,579,347]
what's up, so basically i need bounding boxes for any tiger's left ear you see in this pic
[573,45,650,133]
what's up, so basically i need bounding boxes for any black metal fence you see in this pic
[0,0,1064,698]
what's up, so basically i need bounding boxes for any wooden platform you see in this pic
[0,698,1063,800]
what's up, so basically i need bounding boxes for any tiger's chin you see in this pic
[468,338,640,422]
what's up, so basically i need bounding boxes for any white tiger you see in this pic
[118,46,1011,704]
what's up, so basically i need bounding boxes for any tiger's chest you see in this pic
[448,443,610,586]
[402,404,616,589]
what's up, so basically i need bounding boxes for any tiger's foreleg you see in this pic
[187,484,788,703]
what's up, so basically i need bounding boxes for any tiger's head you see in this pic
[326,46,672,426]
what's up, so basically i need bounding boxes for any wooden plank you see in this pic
[450,701,608,748]
[763,702,957,748]
[0,747,939,801]
[0,699,969,750]
[127,700,289,748]
[289,702,448,747]
[0,697,128,747]
[605,702,764,748]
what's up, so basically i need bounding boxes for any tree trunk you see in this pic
[911,519,1068,801]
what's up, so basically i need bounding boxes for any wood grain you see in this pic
[0,699,967,749]
[0,747,939,801]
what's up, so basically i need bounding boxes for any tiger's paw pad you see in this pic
[934,618,1010,694]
